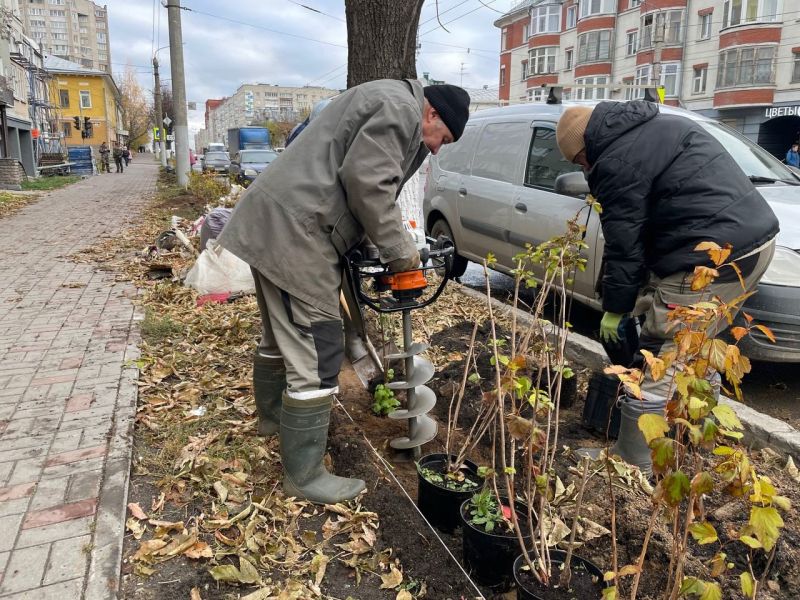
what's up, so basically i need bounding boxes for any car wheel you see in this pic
[430,218,468,278]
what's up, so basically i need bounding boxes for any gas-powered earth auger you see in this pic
[344,237,454,458]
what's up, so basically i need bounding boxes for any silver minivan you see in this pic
[423,101,800,363]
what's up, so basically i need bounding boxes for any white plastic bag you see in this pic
[184,242,255,295]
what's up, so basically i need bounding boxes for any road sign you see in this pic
[166,134,175,141]
[163,116,172,127]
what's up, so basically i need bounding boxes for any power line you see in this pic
[285,0,346,23]
[181,6,347,49]
[419,0,474,26]
[421,0,501,36]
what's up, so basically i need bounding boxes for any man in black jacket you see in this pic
[556,100,778,473]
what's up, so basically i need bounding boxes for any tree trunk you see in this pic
[345,0,425,88]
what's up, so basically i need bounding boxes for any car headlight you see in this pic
[244,169,257,177]
[760,246,800,287]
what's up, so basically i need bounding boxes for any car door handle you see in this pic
[458,187,467,196]
[515,202,527,213]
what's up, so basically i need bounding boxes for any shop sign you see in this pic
[765,105,800,118]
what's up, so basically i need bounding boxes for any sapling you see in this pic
[601,242,791,600]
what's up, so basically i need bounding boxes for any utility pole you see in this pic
[166,0,190,186]
[651,12,666,89]
[153,56,167,168]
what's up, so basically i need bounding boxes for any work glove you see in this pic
[599,312,624,343]
[387,249,420,273]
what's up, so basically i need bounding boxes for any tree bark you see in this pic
[345,0,425,88]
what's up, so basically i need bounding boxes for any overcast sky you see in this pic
[106,0,513,138]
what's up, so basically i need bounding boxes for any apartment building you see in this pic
[23,0,111,73]
[205,84,338,145]
[495,0,800,158]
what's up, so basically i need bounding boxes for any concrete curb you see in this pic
[83,302,143,600]
[454,285,800,460]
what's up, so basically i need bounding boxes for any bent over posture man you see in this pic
[219,80,470,503]
[556,100,778,474]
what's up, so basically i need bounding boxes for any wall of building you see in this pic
[50,73,119,150]
[23,0,111,73]
[494,0,800,155]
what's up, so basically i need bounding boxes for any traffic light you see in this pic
[83,117,92,138]
[73,116,81,130]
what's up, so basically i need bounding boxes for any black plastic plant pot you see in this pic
[416,453,482,534]
[513,550,608,600]
[460,497,533,591]
[582,372,622,438]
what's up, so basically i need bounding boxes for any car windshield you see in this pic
[241,151,277,163]
[697,121,798,183]
[206,152,229,160]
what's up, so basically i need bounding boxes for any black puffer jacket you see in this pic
[585,101,779,314]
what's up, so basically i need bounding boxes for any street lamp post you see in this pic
[153,44,170,168]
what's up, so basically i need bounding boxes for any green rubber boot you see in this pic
[280,393,365,504]
[253,354,286,436]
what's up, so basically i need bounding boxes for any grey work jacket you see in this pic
[218,79,429,315]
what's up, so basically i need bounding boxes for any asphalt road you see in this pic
[457,262,799,429]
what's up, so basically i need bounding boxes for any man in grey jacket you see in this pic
[219,80,470,503]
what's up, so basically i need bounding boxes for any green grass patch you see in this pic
[140,307,183,344]
[21,175,80,191]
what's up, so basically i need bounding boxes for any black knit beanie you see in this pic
[423,84,471,141]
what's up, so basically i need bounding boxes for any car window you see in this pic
[525,126,582,189]
[697,120,797,182]
[438,124,479,173]
[471,122,529,183]
[206,152,228,160]
[241,151,278,163]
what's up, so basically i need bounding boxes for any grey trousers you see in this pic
[632,239,775,401]
[252,268,344,401]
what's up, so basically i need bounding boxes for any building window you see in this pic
[577,30,612,64]
[693,66,708,93]
[578,0,615,19]
[79,90,91,109]
[722,0,780,28]
[565,48,573,70]
[501,28,508,51]
[533,4,561,33]
[500,65,506,86]
[630,0,642,7]
[59,89,69,107]
[634,64,650,99]
[662,63,680,96]
[575,76,608,100]
[626,31,638,55]
[527,89,547,103]
[623,79,636,100]
[566,5,577,28]
[530,47,558,75]
[62,122,71,138]
[521,61,529,80]
[717,46,776,87]
[640,10,683,49]
[699,13,712,39]
[793,52,800,83]
[523,22,529,41]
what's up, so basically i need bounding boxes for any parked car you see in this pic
[423,100,800,363]
[229,149,278,187]
[202,151,230,174]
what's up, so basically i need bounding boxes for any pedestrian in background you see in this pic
[112,142,124,173]
[122,146,131,166]
[786,142,799,167]
[98,141,110,174]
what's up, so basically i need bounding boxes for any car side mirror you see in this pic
[554,171,590,198]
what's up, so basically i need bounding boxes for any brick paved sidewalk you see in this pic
[0,162,157,599]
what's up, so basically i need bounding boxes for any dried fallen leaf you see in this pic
[396,591,413,600]
[189,587,202,600]
[183,541,213,560]
[380,565,403,590]
[127,502,148,520]
[311,553,329,587]
[132,539,168,563]
[126,517,146,540]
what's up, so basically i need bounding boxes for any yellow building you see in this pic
[45,55,125,152]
